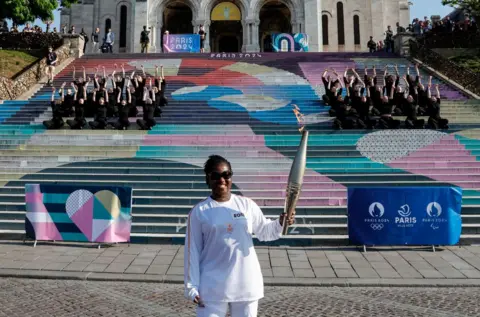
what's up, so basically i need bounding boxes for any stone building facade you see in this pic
[61,0,410,53]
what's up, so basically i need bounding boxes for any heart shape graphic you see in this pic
[65,189,123,241]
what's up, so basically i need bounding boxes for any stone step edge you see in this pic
[1,268,480,287]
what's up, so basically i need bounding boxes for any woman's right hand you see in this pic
[194,295,205,307]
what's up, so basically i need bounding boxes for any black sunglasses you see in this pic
[209,171,233,181]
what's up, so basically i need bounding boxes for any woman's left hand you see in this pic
[279,212,295,226]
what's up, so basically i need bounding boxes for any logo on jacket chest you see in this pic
[233,212,245,218]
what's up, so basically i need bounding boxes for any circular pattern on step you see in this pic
[356,130,448,163]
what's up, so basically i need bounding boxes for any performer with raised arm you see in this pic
[88,87,108,129]
[43,87,65,129]
[66,85,87,129]
[112,63,126,95]
[115,87,132,130]
[427,82,448,130]
[136,83,156,130]
[72,66,87,94]
[155,65,168,109]
[184,155,295,317]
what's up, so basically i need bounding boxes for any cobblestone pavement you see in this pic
[1,278,480,317]
[2,242,480,282]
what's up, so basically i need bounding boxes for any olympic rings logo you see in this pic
[370,223,384,230]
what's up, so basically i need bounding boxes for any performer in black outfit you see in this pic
[115,88,132,130]
[401,76,425,129]
[72,66,87,95]
[137,85,156,130]
[43,87,65,129]
[155,65,168,107]
[198,25,206,53]
[94,66,107,93]
[427,83,448,130]
[133,65,147,109]
[113,63,126,93]
[45,46,57,86]
[66,85,87,129]
[89,88,108,129]
[58,82,76,117]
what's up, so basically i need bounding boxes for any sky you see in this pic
[9,0,456,31]
[410,0,455,20]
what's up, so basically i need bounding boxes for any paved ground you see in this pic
[1,278,480,317]
[2,242,480,286]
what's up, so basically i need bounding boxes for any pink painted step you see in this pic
[389,134,480,188]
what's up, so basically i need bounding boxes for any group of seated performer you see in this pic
[42,64,168,130]
[322,64,449,130]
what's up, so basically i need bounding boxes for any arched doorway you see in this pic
[162,2,193,34]
[161,2,193,52]
[259,1,292,52]
[210,2,243,52]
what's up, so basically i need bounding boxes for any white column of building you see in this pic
[371,0,385,45]
[150,24,156,52]
[134,1,149,53]
[344,5,354,52]
[303,0,322,52]
[241,20,248,52]
[156,23,162,53]
[245,19,260,52]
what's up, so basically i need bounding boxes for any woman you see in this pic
[184,155,295,317]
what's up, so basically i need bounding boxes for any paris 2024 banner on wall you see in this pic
[271,33,309,52]
[163,34,201,53]
[25,184,133,243]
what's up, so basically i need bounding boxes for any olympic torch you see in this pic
[282,130,309,235]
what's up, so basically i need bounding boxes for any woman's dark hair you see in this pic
[204,155,232,175]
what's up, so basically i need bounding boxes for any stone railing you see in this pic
[418,31,480,49]
[0,35,84,100]
[409,39,480,96]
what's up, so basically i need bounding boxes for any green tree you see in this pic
[442,0,480,16]
[0,0,78,25]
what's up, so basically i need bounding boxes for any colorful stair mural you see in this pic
[1,52,480,245]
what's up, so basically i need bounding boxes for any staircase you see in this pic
[1,52,480,246]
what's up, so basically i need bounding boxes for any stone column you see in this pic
[292,20,300,34]
[150,23,156,52]
[371,0,385,44]
[303,0,322,52]
[245,19,260,52]
[134,0,149,53]
[156,23,162,53]
[241,20,248,52]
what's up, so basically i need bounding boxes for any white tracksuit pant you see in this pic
[196,300,258,317]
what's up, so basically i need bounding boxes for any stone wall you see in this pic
[0,36,84,101]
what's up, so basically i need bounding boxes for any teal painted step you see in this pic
[14,173,436,182]
[4,202,480,214]
[5,194,480,205]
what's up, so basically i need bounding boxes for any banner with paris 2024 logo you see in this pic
[347,187,462,246]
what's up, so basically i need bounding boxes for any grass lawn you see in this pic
[450,55,480,74]
[0,50,41,79]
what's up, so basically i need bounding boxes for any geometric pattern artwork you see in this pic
[356,130,449,163]
[25,184,133,243]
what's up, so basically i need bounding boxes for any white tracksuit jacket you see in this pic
[184,194,283,302]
